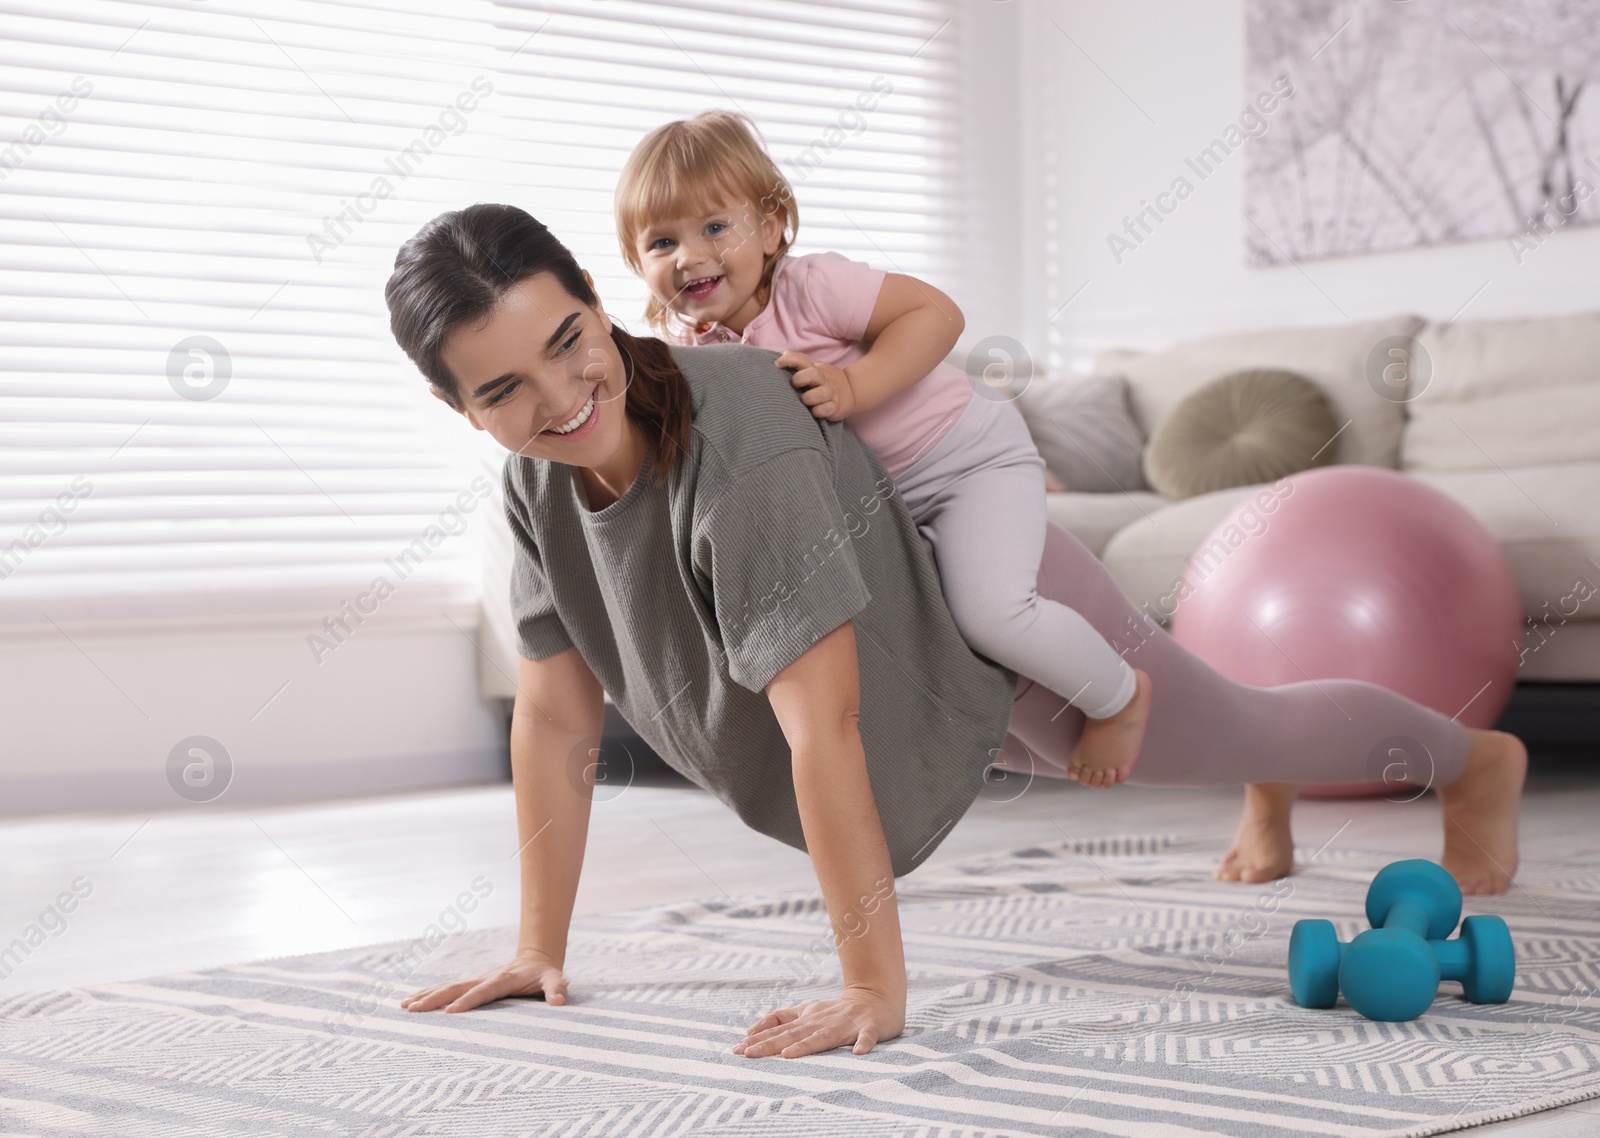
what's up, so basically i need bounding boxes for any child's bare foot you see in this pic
[1438,728,1526,894]
[1214,782,1298,883]
[1066,668,1151,789]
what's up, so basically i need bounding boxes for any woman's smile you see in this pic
[539,390,599,439]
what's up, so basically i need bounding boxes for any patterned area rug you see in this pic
[3,834,1597,1137]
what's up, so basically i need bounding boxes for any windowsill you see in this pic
[0,588,482,643]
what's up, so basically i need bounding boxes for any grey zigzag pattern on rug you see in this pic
[2,834,1597,1137]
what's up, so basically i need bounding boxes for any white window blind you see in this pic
[1,0,963,632]
[0,1,510,631]
[487,0,964,323]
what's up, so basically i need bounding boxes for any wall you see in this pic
[951,0,1026,366]
[0,609,506,817]
[1009,0,1600,376]
[1,417,509,817]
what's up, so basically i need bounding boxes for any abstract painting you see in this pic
[1245,0,1600,265]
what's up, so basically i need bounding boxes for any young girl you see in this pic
[614,110,1152,788]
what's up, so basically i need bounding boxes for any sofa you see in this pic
[1039,310,1600,686]
[475,309,1600,715]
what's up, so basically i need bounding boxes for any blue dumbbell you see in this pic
[1289,858,1515,1021]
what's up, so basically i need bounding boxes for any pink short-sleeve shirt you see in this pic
[688,251,972,477]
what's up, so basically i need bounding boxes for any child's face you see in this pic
[437,270,631,467]
[634,195,784,330]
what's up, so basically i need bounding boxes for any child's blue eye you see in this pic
[650,236,674,250]
[706,222,725,236]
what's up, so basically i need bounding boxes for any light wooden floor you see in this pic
[3,754,1597,1134]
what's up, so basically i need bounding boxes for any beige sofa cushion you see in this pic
[1513,620,1600,681]
[1096,483,1271,626]
[1044,489,1169,558]
[1410,463,1600,627]
[1096,314,1423,470]
[1402,310,1600,472]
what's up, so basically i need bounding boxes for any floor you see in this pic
[2,749,1597,1135]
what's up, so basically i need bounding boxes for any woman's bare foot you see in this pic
[1214,782,1298,883]
[1438,728,1527,894]
[1067,668,1152,789]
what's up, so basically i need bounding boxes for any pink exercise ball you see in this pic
[1169,465,1524,797]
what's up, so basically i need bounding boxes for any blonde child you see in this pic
[614,110,1152,787]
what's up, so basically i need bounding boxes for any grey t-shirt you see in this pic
[503,341,1016,877]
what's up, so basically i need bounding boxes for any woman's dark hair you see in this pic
[385,202,694,483]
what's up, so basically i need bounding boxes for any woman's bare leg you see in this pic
[1439,729,1526,893]
[1214,782,1299,883]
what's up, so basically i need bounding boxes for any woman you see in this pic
[384,204,1527,1061]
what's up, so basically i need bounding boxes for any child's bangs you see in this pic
[618,141,770,249]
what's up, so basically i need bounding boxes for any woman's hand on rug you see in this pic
[399,952,569,1014]
[731,985,904,1059]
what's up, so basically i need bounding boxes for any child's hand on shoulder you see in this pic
[777,350,855,421]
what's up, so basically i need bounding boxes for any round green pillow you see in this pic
[1142,368,1339,499]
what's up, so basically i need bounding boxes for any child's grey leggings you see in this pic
[894,393,1138,720]
[894,387,1472,790]
[1000,520,1474,790]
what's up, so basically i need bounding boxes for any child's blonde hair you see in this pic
[615,110,800,340]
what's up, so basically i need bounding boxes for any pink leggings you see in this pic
[997,523,1473,791]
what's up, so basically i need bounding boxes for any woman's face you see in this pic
[438,270,631,466]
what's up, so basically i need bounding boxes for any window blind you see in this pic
[488,0,964,323]
[0,0,963,632]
